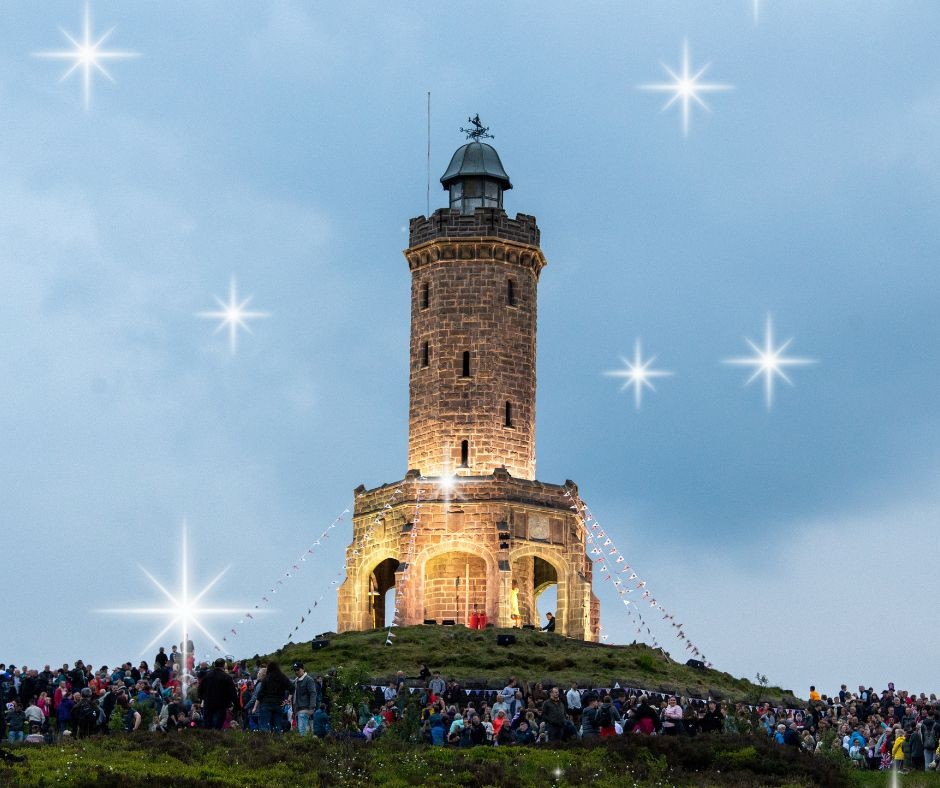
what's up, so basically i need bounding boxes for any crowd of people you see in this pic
[3,646,939,773]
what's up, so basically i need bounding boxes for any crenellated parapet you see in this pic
[408,208,541,249]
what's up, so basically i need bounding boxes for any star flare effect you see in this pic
[639,39,734,137]
[604,339,673,410]
[98,521,249,693]
[197,276,270,356]
[34,3,140,112]
[724,315,816,409]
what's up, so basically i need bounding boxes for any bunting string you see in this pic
[284,482,417,644]
[212,506,351,653]
[565,485,711,668]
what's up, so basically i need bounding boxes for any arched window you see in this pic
[461,351,471,377]
[420,282,429,309]
[421,341,429,368]
[504,401,513,428]
[460,440,469,468]
[507,279,516,307]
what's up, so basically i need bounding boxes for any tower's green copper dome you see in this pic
[440,141,512,191]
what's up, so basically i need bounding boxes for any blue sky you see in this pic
[2,1,939,696]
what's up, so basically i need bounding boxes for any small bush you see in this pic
[634,654,657,672]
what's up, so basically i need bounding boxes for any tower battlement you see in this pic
[409,208,541,248]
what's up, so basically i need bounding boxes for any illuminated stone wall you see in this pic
[336,200,600,642]
[404,209,544,481]
[336,472,599,640]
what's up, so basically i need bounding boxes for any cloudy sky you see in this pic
[2,1,938,696]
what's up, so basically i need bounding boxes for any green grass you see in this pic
[0,731,866,787]
[262,625,797,705]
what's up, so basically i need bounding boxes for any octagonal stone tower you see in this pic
[337,133,599,640]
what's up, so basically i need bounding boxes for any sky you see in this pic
[2,0,939,697]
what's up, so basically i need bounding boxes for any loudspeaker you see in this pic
[423,619,437,625]
[441,619,456,626]
[685,658,705,670]
[311,639,330,651]
[497,634,516,646]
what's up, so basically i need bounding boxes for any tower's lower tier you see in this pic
[336,468,600,641]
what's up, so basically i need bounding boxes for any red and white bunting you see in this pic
[570,484,710,668]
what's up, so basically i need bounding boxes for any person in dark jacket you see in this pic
[291,662,318,736]
[631,696,660,734]
[252,661,292,733]
[467,715,487,746]
[514,719,536,744]
[700,700,724,733]
[580,694,601,739]
[312,703,332,737]
[198,659,237,730]
[541,687,567,741]
[908,724,925,769]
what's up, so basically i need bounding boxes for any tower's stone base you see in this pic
[337,468,600,641]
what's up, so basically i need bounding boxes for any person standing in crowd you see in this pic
[73,689,99,738]
[428,672,446,698]
[909,723,925,771]
[292,662,318,736]
[662,696,684,736]
[700,700,724,733]
[892,727,907,771]
[5,701,25,743]
[922,712,938,770]
[253,661,292,733]
[632,695,660,734]
[198,658,237,730]
[541,686,567,742]
[580,694,601,739]
[566,682,582,727]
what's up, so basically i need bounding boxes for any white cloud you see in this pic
[602,474,940,697]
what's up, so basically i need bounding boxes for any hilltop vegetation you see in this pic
[264,625,798,706]
[1,730,857,787]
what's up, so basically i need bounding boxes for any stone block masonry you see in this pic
[337,155,600,642]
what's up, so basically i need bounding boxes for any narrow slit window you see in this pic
[420,282,429,309]
[460,440,469,467]
[504,401,513,427]
[507,279,516,306]
[462,351,471,377]
[421,341,429,368]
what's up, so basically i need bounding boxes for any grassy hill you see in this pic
[1,730,860,787]
[262,625,799,707]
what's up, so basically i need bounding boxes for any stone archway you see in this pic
[410,540,499,626]
[510,550,568,634]
[369,557,399,629]
[424,552,486,624]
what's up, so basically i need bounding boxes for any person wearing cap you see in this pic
[291,662,318,736]
[198,658,237,730]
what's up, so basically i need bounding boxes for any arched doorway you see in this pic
[512,554,560,628]
[533,557,558,624]
[370,558,399,629]
[424,552,486,624]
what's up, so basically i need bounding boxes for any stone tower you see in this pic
[337,131,599,640]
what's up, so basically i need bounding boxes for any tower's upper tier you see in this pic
[441,141,512,214]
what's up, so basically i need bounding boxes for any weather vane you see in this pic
[460,114,494,141]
